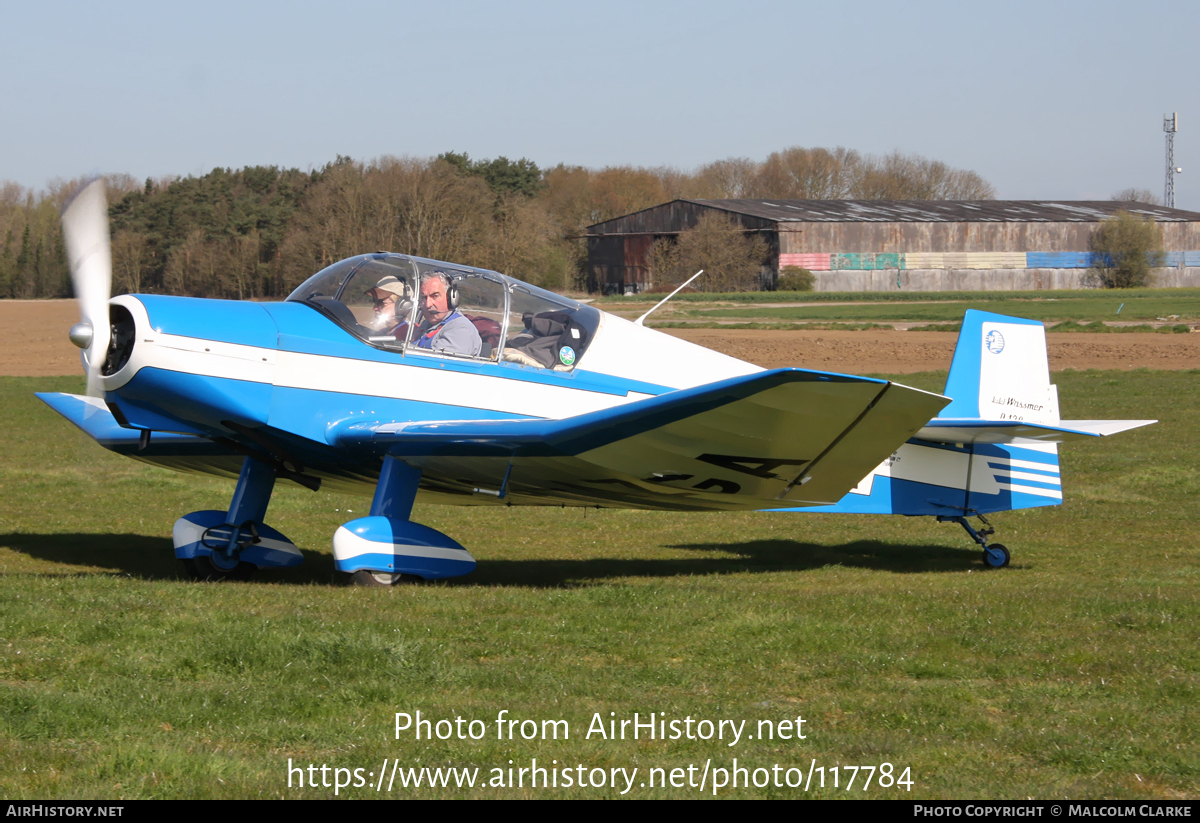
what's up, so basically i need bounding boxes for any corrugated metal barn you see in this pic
[585,199,1200,293]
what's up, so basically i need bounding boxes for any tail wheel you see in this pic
[347,570,423,587]
[982,544,1011,569]
[182,555,256,581]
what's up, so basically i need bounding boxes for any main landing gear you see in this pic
[347,570,424,588]
[173,454,476,586]
[937,513,1011,569]
[173,456,303,581]
[332,455,476,587]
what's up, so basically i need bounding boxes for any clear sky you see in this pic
[3,0,1197,209]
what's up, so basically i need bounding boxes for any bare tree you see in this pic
[649,212,767,292]
[111,230,150,294]
[385,157,492,261]
[226,230,261,300]
[754,146,863,199]
[163,229,209,295]
[686,157,760,199]
[1111,188,1162,205]
[278,156,495,292]
[471,194,568,288]
[587,166,671,223]
[852,151,995,200]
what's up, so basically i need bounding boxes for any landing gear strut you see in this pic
[334,455,476,586]
[174,456,303,580]
[938,513,1011,568]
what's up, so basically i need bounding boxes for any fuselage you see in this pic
[98,289,761,500]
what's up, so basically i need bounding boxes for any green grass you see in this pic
[902,322,1193,334]
[649,321,1195,333]
[594,286,1200,305]
[1045,321,1193,334]
[689,295,1200,323]
[597,287,1200,329]
[647,322,896,331]
[0,374,1196,799]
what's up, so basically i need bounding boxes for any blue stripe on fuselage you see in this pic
[109,367,273,435]
[985,461,1060,478]
[783,474,1059,516]
[114,366,541,445]
[775,440,1061,516]
[991,474,1061,491]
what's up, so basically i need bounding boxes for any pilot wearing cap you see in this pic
[366,275,412,338]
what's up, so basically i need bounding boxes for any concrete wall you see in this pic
[778,222,1200,254]
[813,267,1200,292]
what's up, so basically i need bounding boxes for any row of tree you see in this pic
[2,146,1001,300]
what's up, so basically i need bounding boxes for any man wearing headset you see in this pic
[365,275,412,337]
[414,271,482,356]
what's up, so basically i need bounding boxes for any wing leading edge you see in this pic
[36,391,249,480]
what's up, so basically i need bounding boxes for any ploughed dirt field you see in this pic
[4,299,1199,377]
[664,328,1200,373]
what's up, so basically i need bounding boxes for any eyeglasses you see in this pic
[372,296,396,307]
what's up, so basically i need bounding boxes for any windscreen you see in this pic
[288,253,600,367]
[287,255,418,348]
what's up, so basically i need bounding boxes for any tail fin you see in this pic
[797,310,1154,517]
[940,310,1060,425]
[786,312,1065,516]
[929,309,1152,443]
[925,310,1065,514]
[807,310,1121,517]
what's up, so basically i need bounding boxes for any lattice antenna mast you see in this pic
[1164,112,1178,208]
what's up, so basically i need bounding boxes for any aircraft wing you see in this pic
[331,368,951,509]
[37,392,247,479]
[37,392,222,451]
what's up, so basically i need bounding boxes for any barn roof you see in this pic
[587,199,1200,233]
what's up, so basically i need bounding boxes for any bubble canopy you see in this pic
[286,253,600,370]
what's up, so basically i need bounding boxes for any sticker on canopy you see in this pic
[985,330,1005,354]
[559,346,576,366]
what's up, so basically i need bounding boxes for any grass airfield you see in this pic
[594,287,1200,330]
[0,371,1195,799]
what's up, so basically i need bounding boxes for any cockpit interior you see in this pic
[288,254,600,371]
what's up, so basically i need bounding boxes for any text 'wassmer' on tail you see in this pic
[787,309,1155,566]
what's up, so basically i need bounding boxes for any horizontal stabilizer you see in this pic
[915,418,1157,445]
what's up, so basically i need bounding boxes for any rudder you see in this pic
[796,311,1064,516]
[942,309,1060,425]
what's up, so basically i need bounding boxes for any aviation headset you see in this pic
[366,275,413,314]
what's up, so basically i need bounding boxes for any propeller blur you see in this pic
[61,179,113,403]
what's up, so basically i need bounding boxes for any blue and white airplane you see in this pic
[38,182,1155,584]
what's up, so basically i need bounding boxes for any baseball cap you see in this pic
[366,275,410,299]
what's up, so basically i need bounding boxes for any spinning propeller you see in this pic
[62,180,113,399]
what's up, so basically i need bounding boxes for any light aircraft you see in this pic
[38,182,1155,585]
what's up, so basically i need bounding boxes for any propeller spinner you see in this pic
[61,180,113,397]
